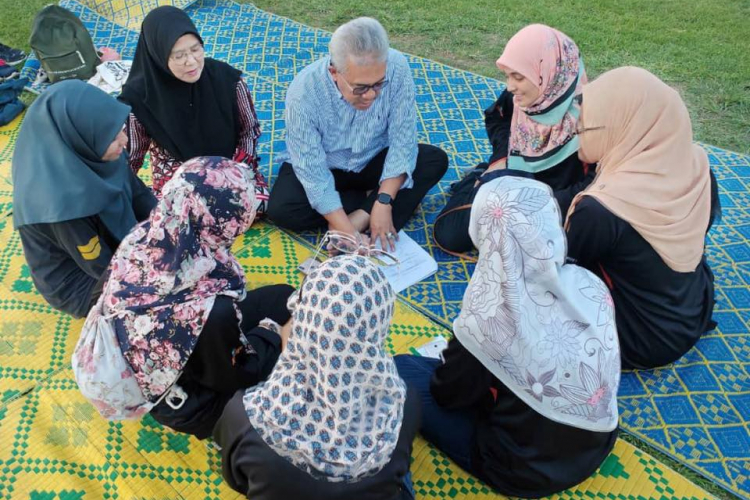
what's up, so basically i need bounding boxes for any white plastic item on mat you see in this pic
[87,60,132,94]
[415,335,449,360]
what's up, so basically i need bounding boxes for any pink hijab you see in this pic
[496,24,587,173]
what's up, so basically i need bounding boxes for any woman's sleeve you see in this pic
[185,297,281,394]
[553,166,597,216]
[565,196,619,268]
[129,169,157,221]
[233,79,269,214]
[48,217,117,280]
[484,90,514,165]
[125,113,151,175]
[233,79,262,168]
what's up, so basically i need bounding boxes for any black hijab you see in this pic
[119,6,241,162]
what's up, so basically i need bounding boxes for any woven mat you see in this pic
[0,369,714,500]
[0,203,712,499]
[9,0,750,496]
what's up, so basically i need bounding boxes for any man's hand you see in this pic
[370,202,398,251]
[324,208,359,237]
[370,175,405,251]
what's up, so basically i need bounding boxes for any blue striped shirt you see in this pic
[278,49,418,215]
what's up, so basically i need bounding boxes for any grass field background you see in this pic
[3,0,748,153]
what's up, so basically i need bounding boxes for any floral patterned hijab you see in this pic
[74,157,257,419]
[454,176,620,431]
[496,24,587,173]
[243,255,407,481]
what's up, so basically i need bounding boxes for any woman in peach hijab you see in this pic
[565,67,720,370]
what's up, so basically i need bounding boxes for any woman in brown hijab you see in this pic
[565,66,720,370]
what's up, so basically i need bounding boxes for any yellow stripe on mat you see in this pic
[76,0,197,28]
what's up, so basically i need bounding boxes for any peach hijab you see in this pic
[565,67,712,273]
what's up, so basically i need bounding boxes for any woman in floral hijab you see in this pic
[397,175,620,497]
[212,255,421,500]
[434,24,594,255]
[74,157,294,438]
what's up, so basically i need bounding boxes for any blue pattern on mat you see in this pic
[21,1,750,497]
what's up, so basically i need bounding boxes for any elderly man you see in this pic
[267,17,448,249]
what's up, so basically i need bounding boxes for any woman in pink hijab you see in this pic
[434,24,593,255]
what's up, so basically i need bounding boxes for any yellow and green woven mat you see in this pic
[0,366,715,500]
[0,192,715,498]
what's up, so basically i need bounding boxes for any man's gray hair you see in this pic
[329,17,389,73]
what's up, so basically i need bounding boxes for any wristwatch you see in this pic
[376,192,393,205]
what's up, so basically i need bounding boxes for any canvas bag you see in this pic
[30,5,100,83]
[72,305,191,420]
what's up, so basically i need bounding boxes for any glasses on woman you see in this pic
[169,44,205,65]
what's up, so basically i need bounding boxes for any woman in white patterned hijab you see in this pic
[213,255,420,500]
[395,175,620,497]
[456,175,620,430]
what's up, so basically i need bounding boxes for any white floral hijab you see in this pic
[243,255,407,481]
[454,176,620,431]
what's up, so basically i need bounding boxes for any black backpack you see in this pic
[30,5,100,83]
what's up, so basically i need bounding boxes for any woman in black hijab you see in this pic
[120,6,269,214]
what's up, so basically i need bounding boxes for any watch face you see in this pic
[377,193,392,205]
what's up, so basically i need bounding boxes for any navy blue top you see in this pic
[17,170,155,317]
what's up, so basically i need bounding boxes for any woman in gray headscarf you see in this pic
[12,80,156,317]
[397,175,620,497]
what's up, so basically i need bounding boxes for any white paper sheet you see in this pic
[376,231,437,293]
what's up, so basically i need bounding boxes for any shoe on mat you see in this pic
[0,43,26,66]
[0,62,19,82]
[33,67,48,86]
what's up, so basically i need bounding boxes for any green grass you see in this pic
[0,0,745,497]
[0,0,51,53]
[1,0,748,153]
[245,0,750,155]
